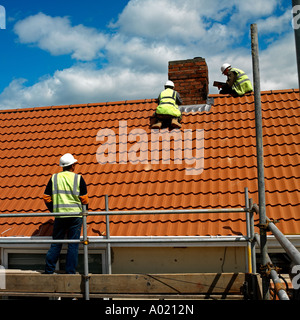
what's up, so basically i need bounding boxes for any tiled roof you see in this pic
[0,89,299,237]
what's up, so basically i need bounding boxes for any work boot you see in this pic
[151,121,162,129]
[171,118,182,128]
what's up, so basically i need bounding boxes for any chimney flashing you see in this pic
[180,97,214,113]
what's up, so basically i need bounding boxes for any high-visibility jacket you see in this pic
[156,88,182,118]
[231,68,253,96]
[52,171,82,218]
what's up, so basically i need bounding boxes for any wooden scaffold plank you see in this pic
[0,271,249,297]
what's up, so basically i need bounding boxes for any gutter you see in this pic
[0,235,248,248]
[1,235,300,249]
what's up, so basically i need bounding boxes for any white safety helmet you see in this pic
[59,153,78,167]
[165,80,175,88]
[221,63,231,74]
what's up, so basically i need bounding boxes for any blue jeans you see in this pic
[45,217,83,274]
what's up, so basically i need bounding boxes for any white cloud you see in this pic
[110,0,246,47]
[260,33,297,90]
[0,5,5,29]
[0,64,164,109]
[14,12,107,61]
[106,34,184,73]
[256,9,291,35]
[110,0,206,43]
[0,0,297,109]
[234,0,278,17]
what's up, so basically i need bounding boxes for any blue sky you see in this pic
[0,0,296,109]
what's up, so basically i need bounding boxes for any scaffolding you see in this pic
[0,188,299,300]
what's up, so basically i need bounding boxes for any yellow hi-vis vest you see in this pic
[231,68,253,96]
[156,88,182,118]
[52,171,82,218]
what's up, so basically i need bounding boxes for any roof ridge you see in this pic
[0,98,157,114]
[209,88,299,98]
[0,88,298,114]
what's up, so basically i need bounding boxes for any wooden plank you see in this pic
[89,273,245,294]
[0,272,245,295]
[3,273,82,293]
[0,292,244,300]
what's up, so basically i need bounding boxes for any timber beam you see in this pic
[0,271,261,299]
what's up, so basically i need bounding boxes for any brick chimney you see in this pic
[168,57,209,105]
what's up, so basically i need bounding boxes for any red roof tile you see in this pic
[0,90,299,237]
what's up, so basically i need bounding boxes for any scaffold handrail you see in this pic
[0,189,255,301]
[0,207,247,218]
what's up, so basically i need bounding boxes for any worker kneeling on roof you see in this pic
[152,80,183,129]
[219,63,253,97]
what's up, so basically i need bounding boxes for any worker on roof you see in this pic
[151,80,183,129]
[43,153,89,274]
[219,63,253,97]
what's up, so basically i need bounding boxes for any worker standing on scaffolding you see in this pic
[43,153,88,274]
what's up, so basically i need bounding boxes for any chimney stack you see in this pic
[168,57,209,105]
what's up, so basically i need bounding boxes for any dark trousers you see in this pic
[151,112,182,128]
[220,83,239,97]
[45,217,83,274]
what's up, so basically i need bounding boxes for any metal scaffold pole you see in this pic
[254,234,289,300]
[292,0,300,90]
[250,23,269,300]
[82,205,90,300]
[105,195,112,275]
[244,187,252,273]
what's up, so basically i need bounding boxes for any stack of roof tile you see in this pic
[0,89,299,237]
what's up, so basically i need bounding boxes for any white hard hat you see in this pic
[221,63,231,74]
[165,80,175,88]
[59,153,78,167]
